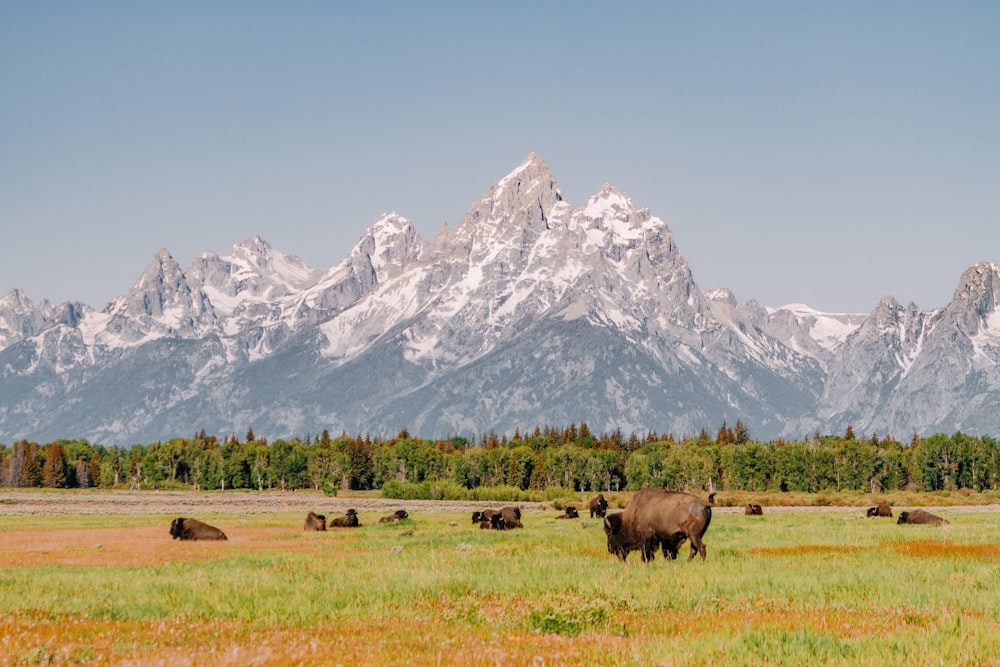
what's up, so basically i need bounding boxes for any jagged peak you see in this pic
[953,262,998,311]
[496,152,553,189]
[457,154,564,236]
[135,249,183,286]
[234,235,272,255]
[704,288,737,307]
[346,212,426,277]
[1,287,31,307]
[581,183,636,220]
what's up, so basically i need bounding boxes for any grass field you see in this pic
[2,497,1000,665]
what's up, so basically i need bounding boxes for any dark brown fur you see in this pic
[379,509,409,523]
[744,503,763,515]
[589,494,609,518]
[499,506,521,524]
[897,509,949,525]
[555,506,579,519]
[303,511,327,531]
[329,508,360,528]
[169,517,227,541]
[866,501,893,518]
[604,489,712,563]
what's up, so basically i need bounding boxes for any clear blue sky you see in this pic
[2,2,998,313]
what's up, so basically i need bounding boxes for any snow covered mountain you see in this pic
[1,154,997,443]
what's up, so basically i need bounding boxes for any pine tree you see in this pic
[42,442,66,488]
[21,442,42,487]
[734,419,750,445]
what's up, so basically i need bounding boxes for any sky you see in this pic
[1,2,998,314]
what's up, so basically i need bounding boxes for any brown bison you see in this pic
[303,512,327,531]
[897,509,949,525]
[866,501,893,518]
[744,503,764,515]
[479,514,505,530]
[589,494,609,518]
[555,506,580,519]
[379,509,409,523]
[499,506,521,523]
[329,509,360,528]
[170,517,227,541]
[604,489,712,563]
[473,509,500,524]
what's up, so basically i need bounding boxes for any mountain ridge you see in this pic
[2,154,998,443]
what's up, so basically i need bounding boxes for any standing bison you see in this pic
[604,489,712,563]
[897,509,949,525]
[170,517,227,541]
[589,494,609,518]
[303,512,327,531]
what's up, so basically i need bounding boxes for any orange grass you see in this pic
[2,603,988,666]
[4,510,1000,665]
[0,526,345,568]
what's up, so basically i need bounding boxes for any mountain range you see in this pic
[2,153,998,444]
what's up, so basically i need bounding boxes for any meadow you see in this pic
[2,495,1000,665]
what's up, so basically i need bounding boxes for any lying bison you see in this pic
[170,517,227,541]
[866,501,893,518]
[329,509,360,528]
[604,488,711,563]
[589,494,609,518]
[303,511,327,531]
[479,515,505,530]
[472,509,500,524]
[379,509,409,523]
[744,503,764,516]
[555,506,580,519]
[500,506,521,523]
[477,507,522,530]
[897,509,949,525]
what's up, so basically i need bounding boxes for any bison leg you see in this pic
[640,539,657,563]
[687,534,707,561]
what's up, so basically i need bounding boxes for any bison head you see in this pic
[603,512,628,561]
[170,517,185,539]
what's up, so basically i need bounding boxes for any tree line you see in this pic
[1,422,998,496]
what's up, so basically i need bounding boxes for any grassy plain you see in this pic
[2,497,1000,665]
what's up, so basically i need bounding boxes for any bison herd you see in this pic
[166,491,952,567]
[472,506,523,529]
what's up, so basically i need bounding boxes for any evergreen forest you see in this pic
[2,422,999,499]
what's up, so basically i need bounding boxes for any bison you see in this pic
[604,488,712,563]
[473,509,500,524]
[329,509,360,528]
[555,506,580,519]
[897,509,949,525]
[479,515,505,530]
[303,511,327,531]
[170,517,227,541]
[499,506,521,523]
[744,503,764,515]
[589,494,609,518]
[866,501,893,518]
[379,509,409,523]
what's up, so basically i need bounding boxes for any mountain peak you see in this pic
[456,154,564,244]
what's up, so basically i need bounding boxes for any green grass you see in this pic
[2,508,1000,665]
